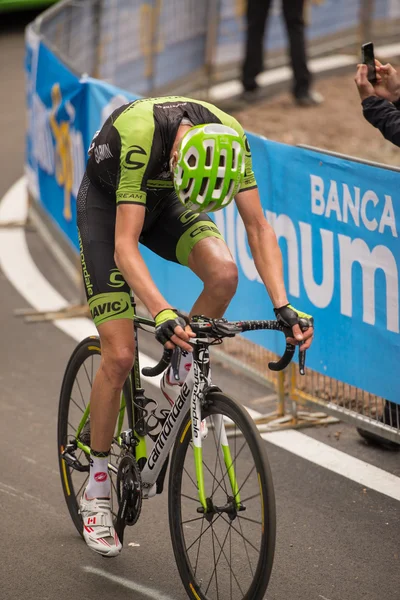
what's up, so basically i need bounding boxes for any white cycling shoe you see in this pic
[80,490,122,558]
[161,369,208,439]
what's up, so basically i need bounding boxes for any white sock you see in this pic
[86,451,110,499]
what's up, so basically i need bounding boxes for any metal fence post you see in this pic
[204,0,221,98]
[359,0,375,45]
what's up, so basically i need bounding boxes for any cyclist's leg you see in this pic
[90,319,135,454]
[77,173,135,456]
[187,236,238,318]
[140,192,237,318]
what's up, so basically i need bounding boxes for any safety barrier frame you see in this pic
[26,0,400,441]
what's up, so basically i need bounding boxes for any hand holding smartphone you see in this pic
[361,42,377,84]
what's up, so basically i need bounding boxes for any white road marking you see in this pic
[83,566,175,600]
[262,429,400,503]
[209,42,400,101]
[0,178,161,388]
[1,180,400,502]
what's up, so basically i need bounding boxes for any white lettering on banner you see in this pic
[236,216,261,282]
[343,184,360,226]
[31,90,85,221]
[310,175,398,238]
[338,235,399,333]
[266,211,300,297]
[299,224,334,309]
[360,190,378,231]
[380,196,397,236]
[32,94,54,174]
[325,180,342,221]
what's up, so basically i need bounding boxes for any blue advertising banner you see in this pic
[223,136,399,403]
[25,41,399,402]
[26,36,86,247]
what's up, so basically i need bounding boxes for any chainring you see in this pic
[116,453,142,527]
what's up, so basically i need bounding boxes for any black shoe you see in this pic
[295,90,324,107]
[241,81,261,102]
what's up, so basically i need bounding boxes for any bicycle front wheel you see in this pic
[169,391,276,600]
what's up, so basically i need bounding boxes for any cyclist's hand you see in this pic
[154,308,195,352]
[274,304,314,351]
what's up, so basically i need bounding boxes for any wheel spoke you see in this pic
[211,437,248,498]
[206,522,245,598]
[205,520,231,596]
[240,492,261,503]
[75,473,89,500]
[181,516,206,525]
[219,513,260,554]
[82,361,93,394]
[185,513,222,553]
[238,513,254,577]
[75,376,87,409]
[234,464,256,500]
[237,514,262,527]
[183,466,199,492]
[69,395,84,414]
[181,493,201,504]
[210,416,229,497]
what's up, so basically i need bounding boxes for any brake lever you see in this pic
[299,349,306,376]
[170,347,180,381]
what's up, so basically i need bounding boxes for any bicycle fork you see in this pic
[191,352,241,513]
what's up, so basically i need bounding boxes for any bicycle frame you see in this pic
[121,314,240,510]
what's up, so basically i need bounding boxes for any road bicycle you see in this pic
[58,303,306,600]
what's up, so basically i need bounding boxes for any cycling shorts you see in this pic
[77,173,224,327]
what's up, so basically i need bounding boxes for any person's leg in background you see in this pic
[241,0,273,94]
[282,0,323,105]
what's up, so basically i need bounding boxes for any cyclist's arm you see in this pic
[235,188,313,350]
[114,204,193,350]
[114,204,169,315]
[235,188,287,308]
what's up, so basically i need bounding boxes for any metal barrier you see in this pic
[33,0,400,95]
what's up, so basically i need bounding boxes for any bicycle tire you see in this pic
[57,336,101,536]
[168,391,276,600]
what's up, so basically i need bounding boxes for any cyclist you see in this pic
[77,95,314,557]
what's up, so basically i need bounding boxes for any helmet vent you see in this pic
[215,177,223,190]
[199,177,208,196]
[188,154,196,167]
[205,146,212,167]
[219,153,225,167]
[184,179,193,194]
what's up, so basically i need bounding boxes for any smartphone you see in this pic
[361,42,377,84]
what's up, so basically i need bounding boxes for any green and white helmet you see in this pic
[173,123,246,212]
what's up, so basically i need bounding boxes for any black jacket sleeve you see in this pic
[362,96,400,147]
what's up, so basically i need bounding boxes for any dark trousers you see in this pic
[242,0,311,98]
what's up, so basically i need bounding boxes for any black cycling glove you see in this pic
[154,308,190,346]
[274,304,314,332]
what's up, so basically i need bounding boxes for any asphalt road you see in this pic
[0,12,399,600]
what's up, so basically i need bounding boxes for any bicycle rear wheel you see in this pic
[169,391,276,600]
[57,336,128,536]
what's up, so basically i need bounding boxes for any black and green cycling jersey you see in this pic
[79,96,258,327]
[86,96,257,206]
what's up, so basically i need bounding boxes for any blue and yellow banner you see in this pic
[25,36,400,403]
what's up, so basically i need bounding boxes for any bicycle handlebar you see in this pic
[141,318,308,378]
